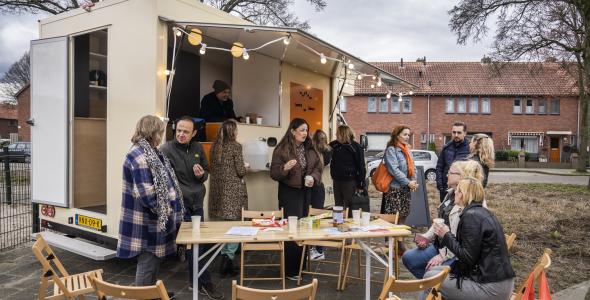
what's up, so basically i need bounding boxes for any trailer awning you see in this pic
[164,19,416,90]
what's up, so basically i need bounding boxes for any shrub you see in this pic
[495,150,530,161]
[428,142,437,153]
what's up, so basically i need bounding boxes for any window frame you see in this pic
[379,97,389,113]
[481,97,491,114]
[445,97,455,113]
[402,96,412,113]
[550,99,560,115]
[538,99,546,115]
[513,98,522,114]
[391,98,401,113]
[457,97,467,114]
[367,97,377,113]
[469,97,479,113]
[525,99,534,114]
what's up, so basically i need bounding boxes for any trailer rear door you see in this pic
[30,36,69,207]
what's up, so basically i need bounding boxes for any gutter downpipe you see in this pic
[427,94,431,149]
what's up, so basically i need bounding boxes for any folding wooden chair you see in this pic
[511,248,552,300]
[341,212,400,290]
[378,265,450,300]
[241,208,286,289]
[87,273,170,300]
[31,233,103,300]
[297,206,348,290]
[505,233,517,250]
[232,278,317,300]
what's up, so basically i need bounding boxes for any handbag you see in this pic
[371,158,393,193]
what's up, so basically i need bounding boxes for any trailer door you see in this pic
[30,36,69,207]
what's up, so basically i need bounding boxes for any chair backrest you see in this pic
[32,234,70,278]
[505,233,516,250]
[378,266,450,300]
[88,273,170,300]
[374,212,400,225]
[242,207,284,221]
[308,206,349,218]
[513,248,552,300]
[232,278,318,300]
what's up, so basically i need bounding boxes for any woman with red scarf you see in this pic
[381,125,418,253]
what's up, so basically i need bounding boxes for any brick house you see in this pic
[342,61,578,162]
[15,85,31,142]
[0,101,19,140]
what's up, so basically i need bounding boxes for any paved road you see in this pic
[489,172,589,185]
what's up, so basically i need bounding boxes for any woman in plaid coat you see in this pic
[116,115,184,287]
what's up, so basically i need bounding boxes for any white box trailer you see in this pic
[30,0,412,259]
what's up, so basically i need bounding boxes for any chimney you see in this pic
[481,55,492,64]
[422,56,427,65]
[400,58,404,68]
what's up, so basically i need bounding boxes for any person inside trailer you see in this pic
[199,80,238,123]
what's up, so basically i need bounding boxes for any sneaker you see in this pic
[177,246,186,262]
[309,248,325,261]
[199,282,224,300]
[286,275,300,281]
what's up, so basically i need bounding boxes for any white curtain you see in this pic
[511,136,539,153]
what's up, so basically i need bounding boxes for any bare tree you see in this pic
[0,0,99,15]
[0,52,29,103]
[449,0,590,179]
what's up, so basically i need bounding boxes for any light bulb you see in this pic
[242,48,250,60]
[173,27,182,37]
[370,84,375,89]
[199,43,207,55]
[357,74,362,80]
[409,90,414,95]
[320,53,327,64]
[348,63,354,69]
[283,36,291,45]
[398,96,403,102]
[164,70,171,76]
[187,28,202,45]
[347,70,351,75]
[231,42,244,57]
[372,75,376,80]
[377,79,382,87]
[386,92,391,99]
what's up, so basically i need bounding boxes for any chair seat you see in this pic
[242,242,282,251]
[51,269,103,299]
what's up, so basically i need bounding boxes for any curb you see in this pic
[491,169,590,177]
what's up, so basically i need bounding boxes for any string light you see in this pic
[283,36,291,45]
[348,63,355,69]
[386,92,392,99]
[320,53,327,64]
[357,74,363,80]
[398,95,403,102]
[377,78,382,87]
[242,48,250,60]
[164,70,171,76]
[187,28,203,45]
[370,83,375,89]
[199,43,207,55]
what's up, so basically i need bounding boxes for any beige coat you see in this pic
[208,142,248,220]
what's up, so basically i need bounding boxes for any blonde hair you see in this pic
[336,125,355,144]
[456,177,485,206]
[470,133,495,167]
[131,115,165,146]
[451,160,484,183]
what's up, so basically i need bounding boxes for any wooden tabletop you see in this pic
[176,219,412,244]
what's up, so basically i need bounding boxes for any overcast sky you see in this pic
[0,0,494,77]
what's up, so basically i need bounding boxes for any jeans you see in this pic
[221,243,239,260]
[421,266,515,300]
[402,245,455,279]
[184,208,211,287]
[135,251,162,286]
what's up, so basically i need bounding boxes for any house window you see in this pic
[339,97,347,112]
[457,97,467,113]
[402,97,412,113]
[379,97,388,112]
[481,98,491,113]
[513,99,522,114]
[550,99,560,114]
[525,99,534,114]
[8,120,17,127]
[391,98,400,113]
[368,97,376,112]
[538,99,546,114]
[445,98,455,113]
[511,136,539,153]
[469,97,478,113]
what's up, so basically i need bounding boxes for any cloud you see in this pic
[294,0,495,62]
[0,14,40,76]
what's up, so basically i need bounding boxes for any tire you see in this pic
[425,169,437,183]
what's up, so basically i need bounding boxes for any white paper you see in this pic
[225,226,260,236]
[349,225,386,232]
[260,227,284,232]
[322,228,347,235]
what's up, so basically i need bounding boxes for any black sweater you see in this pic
[329,140,366,188]
[199,92,237,122]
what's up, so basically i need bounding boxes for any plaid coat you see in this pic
[116,144,183,259]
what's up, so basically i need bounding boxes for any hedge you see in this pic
[495,150,531,161]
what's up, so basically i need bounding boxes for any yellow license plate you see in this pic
[75,214,102,231]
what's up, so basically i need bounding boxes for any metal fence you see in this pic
[0,148,33,251]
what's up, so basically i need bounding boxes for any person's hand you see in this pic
[408,181,418,191]
[433,222,450,238]
[426,255,444,270]
[193,164,205,178]
[414,233,431,249]
[283,159,297,171]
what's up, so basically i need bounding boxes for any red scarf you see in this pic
[396,142,415,178]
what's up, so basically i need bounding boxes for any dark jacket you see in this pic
[199,92,237,122]
[441,203,515,286]
[160,140,209,211]
[435,139,470,190]
[470,154,490,187]
[270,141,322,189]
[329,140,366,189]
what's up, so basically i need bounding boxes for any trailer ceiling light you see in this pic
[199,43,207,55]
[320,53,327,64]
[187,28,202,45]
[231,42,244,57]
[283,36,291,45]
[242,48,250,60]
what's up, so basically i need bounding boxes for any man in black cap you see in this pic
[199,80,238,122]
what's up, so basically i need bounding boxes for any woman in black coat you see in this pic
[329,125,366,211]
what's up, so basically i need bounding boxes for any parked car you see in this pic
[366,149,438,183]
[0,142,31,163]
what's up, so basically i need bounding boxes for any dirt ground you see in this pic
[370,182,590,292]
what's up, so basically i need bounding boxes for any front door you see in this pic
[549,137,560,162]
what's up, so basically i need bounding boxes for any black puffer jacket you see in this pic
[441,203,515,287]
[329,140,366,189]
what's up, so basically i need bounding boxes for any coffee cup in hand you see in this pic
[304,175,314,187]
[433,218,444,225]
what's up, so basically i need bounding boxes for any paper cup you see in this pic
[288,216,298,232]
[191,215,201,231]
[433,218,444,225]
[361,212,371,226]
[245,116,250,124]
[304,175,313,187]
[256,116,263,125]
[352,209,361,223]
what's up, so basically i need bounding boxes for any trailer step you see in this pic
[33,232,116,260]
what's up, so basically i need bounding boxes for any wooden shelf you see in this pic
[89,52,107,59]
[89,85,107,90]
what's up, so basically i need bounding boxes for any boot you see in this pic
[219,254,229,276]
[224,255,239,277]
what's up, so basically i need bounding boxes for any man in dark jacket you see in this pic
[199,80,237,122]
[435,121,470,202]
[160,116,223,300]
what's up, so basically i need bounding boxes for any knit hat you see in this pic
[213,80,230,94]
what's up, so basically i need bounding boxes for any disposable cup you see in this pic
[361,212,371,226]
[288,216,298,232]
[304,175,313,187]
[352,209,361,223]
[433,218,444,225]
[191,215,201,231]
[256,117,263,125]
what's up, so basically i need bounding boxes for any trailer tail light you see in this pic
[40,205,56,217]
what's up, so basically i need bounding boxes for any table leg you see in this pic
[388,237,394,278]
[193,243,199,300]
[365,239,371,300]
